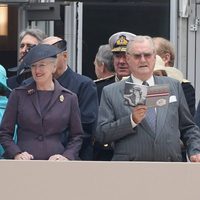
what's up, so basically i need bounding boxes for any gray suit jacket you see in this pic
[96,76,200,161]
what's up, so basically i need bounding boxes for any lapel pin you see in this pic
[59,95,64,102]
[27,89,35,95]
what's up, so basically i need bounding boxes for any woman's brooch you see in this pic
[59,95,64,102]
[27,89,35,95]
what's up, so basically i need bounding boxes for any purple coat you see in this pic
[0,80,83,160]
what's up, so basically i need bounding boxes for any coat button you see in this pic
[37,135,44,141]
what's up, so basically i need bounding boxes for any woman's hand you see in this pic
[48,154,69,161]
[14,152,34,160]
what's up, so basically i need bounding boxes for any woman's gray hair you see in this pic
[95,44,114,72]
[19,28,47,43]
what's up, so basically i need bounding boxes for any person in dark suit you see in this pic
[0,44,83,160]
[95,35,200,162]
[42,36,98,160]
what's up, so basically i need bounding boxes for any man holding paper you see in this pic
[95,35,200,162]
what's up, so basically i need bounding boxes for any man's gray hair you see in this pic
[126,35,155,54]
[95,44,114,73]
[19,28,47,43]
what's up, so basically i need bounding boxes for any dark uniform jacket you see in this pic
[57,67,98,160]
[95,75,115,104]
[0,80,83,160]
[94,75,115,161]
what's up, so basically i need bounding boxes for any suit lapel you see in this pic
[26,82,42,117]
[154,76,169,137]
[26,80,64,118]
[43,80,63,116]
[140,119,156,138]
[156,104,168,136]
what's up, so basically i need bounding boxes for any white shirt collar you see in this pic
[130,74,155,86]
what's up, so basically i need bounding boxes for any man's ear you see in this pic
[101,62,106,73]
[62,51,68,60]
[52,65,57,73]
[162,53,170,66]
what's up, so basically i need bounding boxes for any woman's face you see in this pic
[31,58,56,85]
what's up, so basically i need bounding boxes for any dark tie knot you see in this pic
[142,81,149,86]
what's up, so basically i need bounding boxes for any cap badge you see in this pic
[116,35,128,47]
[59,95,64,102]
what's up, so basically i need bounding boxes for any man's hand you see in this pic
[48,154,69,161]
[132,105,148,124]
[190,154,200,162]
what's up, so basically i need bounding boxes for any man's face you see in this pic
[19,34,39,60]
[126,40,156,81]
[113,52,130,80]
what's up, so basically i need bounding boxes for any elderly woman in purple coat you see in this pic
[0,44,83,160]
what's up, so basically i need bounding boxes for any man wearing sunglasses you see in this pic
[41,36,98,160]
[96,35,200,162]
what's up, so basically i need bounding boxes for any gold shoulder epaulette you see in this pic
[94,75,115,83]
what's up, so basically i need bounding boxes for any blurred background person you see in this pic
[93,44,114,161]
[153,55,168,76]
[94,44,115,102]
[153,37,195,116]
[0,44,83,160]
[7,28,47,90]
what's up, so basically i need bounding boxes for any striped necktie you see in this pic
[142,81,157,132]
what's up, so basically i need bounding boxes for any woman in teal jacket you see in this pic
[0,64,16,158]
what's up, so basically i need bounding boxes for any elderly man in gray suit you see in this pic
[96,35,200,162]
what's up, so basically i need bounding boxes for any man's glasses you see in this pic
[52,40,67,51]
[127,52,154,60]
